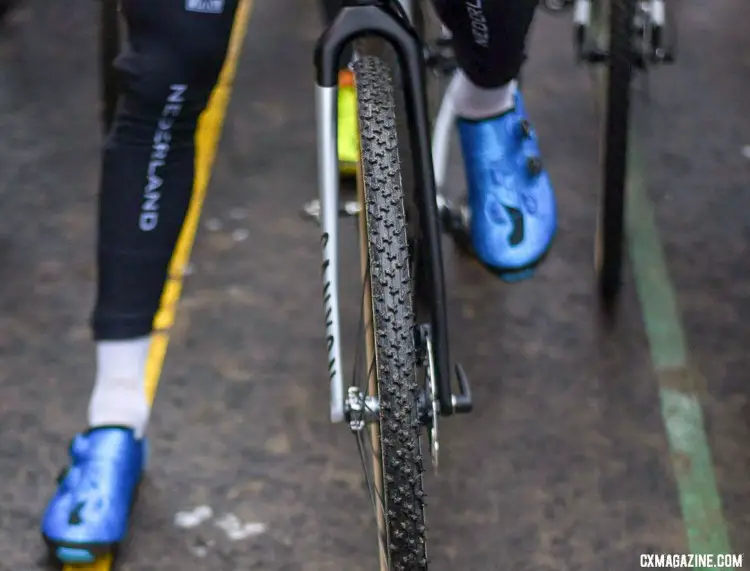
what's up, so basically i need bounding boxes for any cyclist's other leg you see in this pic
[40,0,240,564]
[319,0,358,173]
[434,0,557,281]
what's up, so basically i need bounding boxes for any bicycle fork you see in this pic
[313,0,472,424]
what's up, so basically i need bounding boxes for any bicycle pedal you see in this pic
[301,199,361,223]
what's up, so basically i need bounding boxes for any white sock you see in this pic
[88,336,152,439]
[450,70,517,121]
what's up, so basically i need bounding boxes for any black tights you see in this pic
[92,0,240,339]
[92,0,536,340]
[319,0,537,85]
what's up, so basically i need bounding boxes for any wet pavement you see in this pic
[1,0,749,569]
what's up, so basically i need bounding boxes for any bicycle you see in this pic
[540,0,677,312]
[315,0,474,569]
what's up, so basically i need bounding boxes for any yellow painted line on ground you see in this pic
[62,1,253,570]
[146,0,254,404]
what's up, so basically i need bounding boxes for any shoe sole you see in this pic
[476,231,557,283]
[44,532,120,565]
[55,546,101,565]
[43,442,149,565]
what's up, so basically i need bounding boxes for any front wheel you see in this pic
[352,55,428,571]
[595,0,635,312]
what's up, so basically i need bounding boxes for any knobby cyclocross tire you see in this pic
[596,0,635,311]
[353,55,428,571]
[357,0,445,315]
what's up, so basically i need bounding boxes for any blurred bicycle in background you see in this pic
[540,0,677,312]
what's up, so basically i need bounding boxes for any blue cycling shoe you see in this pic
[41,427,147,564]
[457,90,557,282]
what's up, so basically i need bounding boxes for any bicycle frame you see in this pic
[314,0,460,422]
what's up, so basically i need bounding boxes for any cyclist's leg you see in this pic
[319,0,359,173]
[41,0,240,563]
[434,0,556,280]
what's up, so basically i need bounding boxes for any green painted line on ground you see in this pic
[626,145,687,369]
[626,134,734,562]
